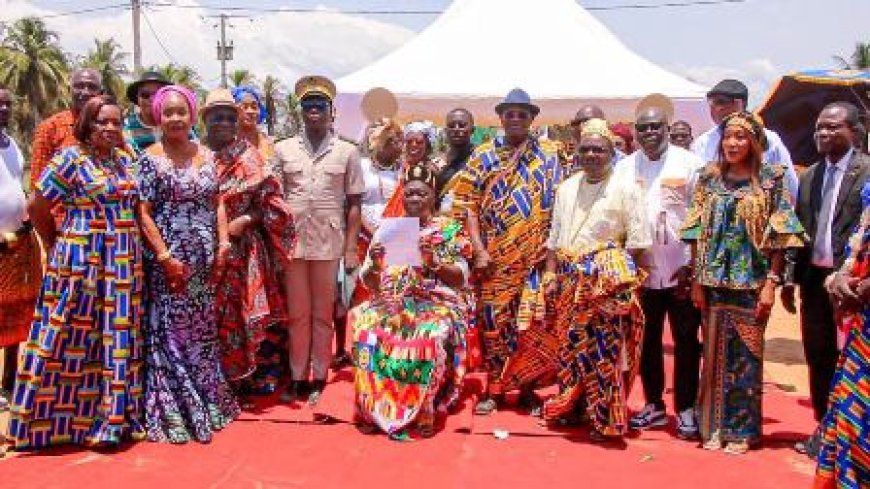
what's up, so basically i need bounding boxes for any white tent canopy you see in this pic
[334,0,711,138]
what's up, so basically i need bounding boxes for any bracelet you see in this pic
[218,241,232,249]
[156,250,172,262]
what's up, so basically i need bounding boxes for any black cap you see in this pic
[126,71,171,104]
[706,79,748,103]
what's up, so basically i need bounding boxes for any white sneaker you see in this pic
[676,408,699,439]
[629,403,668,430]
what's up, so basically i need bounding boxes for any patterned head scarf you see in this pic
[231,86,267,124]
[151,85,198,125]
[403,120,439,148]
[580,118,615,144]
[404,163,437,190]
[367,117,403,154]
[720,111,767,148]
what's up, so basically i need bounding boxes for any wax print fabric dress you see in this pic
[814,181,870,489]
[7,147,146,449]
[139,149,239,443]
[351,217,471,437]
[214,139,295,388]
[681,163,805,445]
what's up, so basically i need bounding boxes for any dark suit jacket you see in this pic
[793,150,870,283]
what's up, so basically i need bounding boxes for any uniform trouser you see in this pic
[799,265,838,422]
[638,287,702,413]
[285,259,340,382]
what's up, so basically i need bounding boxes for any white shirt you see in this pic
[617,145,704,288]
[359,157,400,232]
[546,164,650,253]
[0,136,26,234]
[811,148,854,268]
[691,126,799,198]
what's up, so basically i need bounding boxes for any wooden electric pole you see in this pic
[132,0,142,75]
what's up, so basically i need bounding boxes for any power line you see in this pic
[27,3,130,20]
[140,9,180,66]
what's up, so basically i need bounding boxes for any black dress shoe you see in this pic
[280,380,304,403]
[308,380,326,407]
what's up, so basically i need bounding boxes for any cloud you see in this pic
[670,58,782,108]
[4,0,414,88]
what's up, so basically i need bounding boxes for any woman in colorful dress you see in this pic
[533,120,650,439]
[333,118,404,368]
[815,180,870,489]
[233,86,275,161]
[205,89,296,397]
[8,95,146,449]
[351,164,471,440]
[681,111,805,455]
[137,85,239,443]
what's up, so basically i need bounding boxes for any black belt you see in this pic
[0,220,33,253]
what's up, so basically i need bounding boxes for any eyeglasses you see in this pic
[635,122,664,132]
[301,100,331,112]
[577,145,609,155]
[501,109,531,121]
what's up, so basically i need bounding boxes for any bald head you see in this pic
[635,107,669,159]
[71,68,103,112]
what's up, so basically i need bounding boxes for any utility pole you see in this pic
[132,0,142,75]
[216,14,234,88]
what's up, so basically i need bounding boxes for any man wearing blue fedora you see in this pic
[453,88,563,415]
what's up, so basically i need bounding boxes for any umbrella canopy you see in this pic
[757,69,870,166]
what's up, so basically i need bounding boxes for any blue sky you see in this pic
[13,0,870,106]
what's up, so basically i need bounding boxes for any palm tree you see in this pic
[80,37,129,104]
[833,42,870,69]
[228,68,255,88]
[147,63,202,91]
[284,93,303,137]
[260,75,284,135]
[0,17,71,145]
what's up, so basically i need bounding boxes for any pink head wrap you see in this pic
[151,85,198,125]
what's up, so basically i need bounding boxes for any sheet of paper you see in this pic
[373,217,421,267]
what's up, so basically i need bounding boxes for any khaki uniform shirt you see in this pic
[273,133,365,260]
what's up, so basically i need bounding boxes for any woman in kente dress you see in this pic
[681,111,805,455]
[137,85,239,443]
[351,164,471,440]
[204,89,296,396]
[814,180,870,489]
[8,95,146,449]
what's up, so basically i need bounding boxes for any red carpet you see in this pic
[0,363,817,488]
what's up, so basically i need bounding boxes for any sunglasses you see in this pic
[301,100,331,112]
[577,145,609,155]
[635,122,664,132]
[502,109,531,121]
[208,113,238,124]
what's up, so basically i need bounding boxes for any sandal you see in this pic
[724,440,750,455]
[474,397,499,416]
[702,432,723,451]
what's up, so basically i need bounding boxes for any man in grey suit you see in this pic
[782,101,870,457]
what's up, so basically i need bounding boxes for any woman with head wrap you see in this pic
[232,86,275,160]
[681,111,805,454]
[136,85,239,443]
[331,118,404,368]
[381,120,440,218]
[531,119,650,440]
[350,164,472,440]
